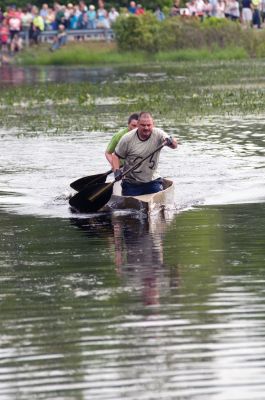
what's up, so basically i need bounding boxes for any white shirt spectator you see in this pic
[196,0,206,13]
[108,7,119,24]
[97,6,110,29]
[229,0,240,18]
[9,15,21,31]
[203,0,213,15]
[216,0,225,17]
[21,11,33,29]
[261,0,265,11]
[187,0,197,15]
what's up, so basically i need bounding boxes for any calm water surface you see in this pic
[0,65,265,399]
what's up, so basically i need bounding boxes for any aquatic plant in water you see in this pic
[1,60,265,133]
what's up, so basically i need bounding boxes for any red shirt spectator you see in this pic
[136,4,145,15]
[8,9,22,39]
[0,19,9,47]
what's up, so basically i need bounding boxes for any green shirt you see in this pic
[106,127,129,154]
[106,127,129,167]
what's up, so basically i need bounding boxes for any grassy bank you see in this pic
[15,15,265,66]
[17,42,144,66]
[16,41,249,66]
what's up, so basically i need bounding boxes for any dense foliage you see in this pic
[113,13,265,55]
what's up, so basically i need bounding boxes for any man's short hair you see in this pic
[128,113,139,124]
[138,112,152,120]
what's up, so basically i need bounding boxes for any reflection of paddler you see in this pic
[111,214,166,306]
[112,215,164,267]
[70,213,179,306]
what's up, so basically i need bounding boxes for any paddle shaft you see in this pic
[88,142,165,202]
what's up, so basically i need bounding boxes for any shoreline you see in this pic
[1,41,250,67]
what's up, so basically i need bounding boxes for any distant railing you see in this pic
[20,28,115,46]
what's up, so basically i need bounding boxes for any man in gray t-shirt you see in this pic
[112,112,177,196]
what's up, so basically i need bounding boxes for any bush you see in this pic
[113,12,161,52]
[155,17,202,50]
[113,14,265,56]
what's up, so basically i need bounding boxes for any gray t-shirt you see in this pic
[115,128,168,183]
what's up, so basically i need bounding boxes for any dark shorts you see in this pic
[122,178,163,196]
[253,9,261,26]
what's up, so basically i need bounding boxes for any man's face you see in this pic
[137,115,154,138]
[128,119,138,131]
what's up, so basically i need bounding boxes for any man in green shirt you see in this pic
[105,113,139,168]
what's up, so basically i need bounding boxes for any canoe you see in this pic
[104,178,174,213]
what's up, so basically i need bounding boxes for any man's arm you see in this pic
[105,151,114,167]
[112,153,121,172]
[105,128,127,167]
[112,132,129,180]
[164,136,178,149]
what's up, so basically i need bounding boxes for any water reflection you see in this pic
[1,205,265,399]
[0,65,28,85]
[0,65,170,87]
[0,65,116,86]
[71,211,179,307]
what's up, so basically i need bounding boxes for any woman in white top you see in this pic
[229,0,240,20]
[97,1,110,29]
[216,0,226,17]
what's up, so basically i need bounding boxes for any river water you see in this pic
[0,65,265,399]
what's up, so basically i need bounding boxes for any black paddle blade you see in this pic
[69,182,114,213]
[70,172,110,192]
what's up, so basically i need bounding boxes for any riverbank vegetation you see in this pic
[17,41,248,66]
[114,14,265,56]
[16,15,265,67]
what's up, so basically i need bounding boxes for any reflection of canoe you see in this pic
[105,178,174,213]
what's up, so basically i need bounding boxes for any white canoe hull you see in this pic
[104,178,174,213]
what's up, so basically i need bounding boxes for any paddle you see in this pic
[69,142,166,213]
[70,169,113,192]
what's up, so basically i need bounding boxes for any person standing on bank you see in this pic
[105,113,139,168]
[112,112,177,196]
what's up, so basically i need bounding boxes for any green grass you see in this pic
[18,42,147,66]
[154,47,249,62]
[17,42,249,66]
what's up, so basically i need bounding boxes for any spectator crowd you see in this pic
[171,0,265,27]
[1,0,265,55]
